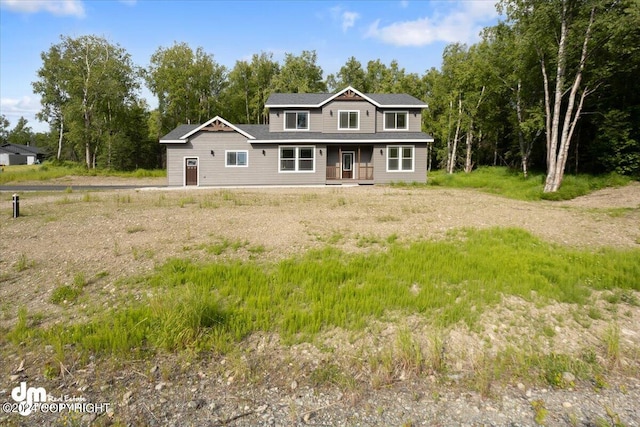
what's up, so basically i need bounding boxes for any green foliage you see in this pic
[32,35,149,169]
[146,42,227,133]
[423,167,630,201]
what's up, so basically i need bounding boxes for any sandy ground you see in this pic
[1,179,639,426]
[1,179,640,325]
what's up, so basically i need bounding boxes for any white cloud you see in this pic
[0,0,85,18]
[330,6,360,33]
[341,11,359,32]
[0,96,48,132]
[366,1,498,46]
[1,96,40,116]
[400,0,409,8]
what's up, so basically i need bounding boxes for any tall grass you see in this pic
[0,161,165,184]
[421,167,631,201]
[11,227,640,357]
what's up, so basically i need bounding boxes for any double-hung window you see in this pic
[284,111,309,130]
[387,146,414,172]
[338,111,359,130]
[225,150,248,167]
[384,111,408,130]
[279,146,315,172]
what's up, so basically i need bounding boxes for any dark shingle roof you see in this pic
[0,143,46,155]
[265,87,427,108]
[235,125,433,142]
[159,124,199,141]
[160,124,432,142]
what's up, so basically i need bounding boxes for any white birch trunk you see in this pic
[544,6,595,192]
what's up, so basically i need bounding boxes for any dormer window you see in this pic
[338,111,359,130]
[384,111,408,130]
[284,111,309,131]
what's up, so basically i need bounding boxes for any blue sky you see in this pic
[0,0,500,132]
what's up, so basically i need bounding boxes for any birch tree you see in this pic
[501,0,602,191]
[33,35,139,168]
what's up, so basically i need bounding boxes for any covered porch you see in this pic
[325,145,374,184]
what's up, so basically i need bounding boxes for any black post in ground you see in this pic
[12,193,19,218]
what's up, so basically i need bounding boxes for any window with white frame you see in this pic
[384,111,408,130]
[387,145,414,172]
[279,146,315,172]
[284,111,309,130]
[225,150,248,167]
[338,111,359,130]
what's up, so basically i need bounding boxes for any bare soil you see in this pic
[1,178,640,426]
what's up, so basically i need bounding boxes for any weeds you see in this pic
[0,162,165,185]
[15,253,34,272]
[603,323,621,367]
[50,273,87,304]
[416,167,631,201]
[126,225,145,234]
[7,228,640,368]
[531,399,548,425]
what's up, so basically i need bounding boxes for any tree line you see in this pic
[3,0,637,191]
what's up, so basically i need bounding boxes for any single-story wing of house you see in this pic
[160,86,434,186]
[0,143,47,166]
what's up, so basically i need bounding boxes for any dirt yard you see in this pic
[1,178,640,426]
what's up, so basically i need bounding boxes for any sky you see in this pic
[0,0,501,133]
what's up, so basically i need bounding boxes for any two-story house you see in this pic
[160,86,433,186]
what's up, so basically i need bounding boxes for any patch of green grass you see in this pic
[0,162,165,185]
[9,227,640,359]
[415,167,632,201]
[50,285,82,305]
[50,273,87,304]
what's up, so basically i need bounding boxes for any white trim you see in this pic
[383,111,409,131]
[278,145,316,173]
[181,116,256,140]
[386,145,415,172]
[337,110,360,131]
[252,138,433,144]
[224,150,249,168]
[342,150,356,179]
[183,156,199,186]
[283,110,310,131]
[159,139,187,144]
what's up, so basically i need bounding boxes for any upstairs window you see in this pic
[384,111,408,130]
[284,111,309,130]
[338,111,359,130]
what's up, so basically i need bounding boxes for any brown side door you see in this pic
[185,158,198,186]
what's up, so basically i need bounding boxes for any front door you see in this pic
[342,151,354,179]
[185,158,198,186]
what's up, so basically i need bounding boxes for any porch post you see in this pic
[338,146,342,180]
[357,146,361,180]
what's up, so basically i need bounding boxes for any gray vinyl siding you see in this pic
[269,109,322,133]
[376,109,423,133]
[166,131,327,186]
[321,100,376,133]
[373,142,427,184]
